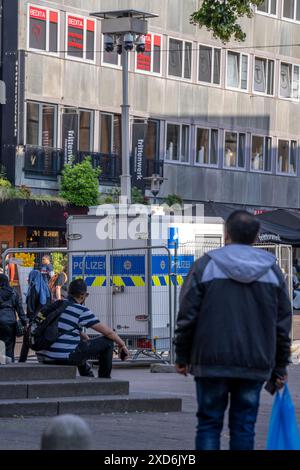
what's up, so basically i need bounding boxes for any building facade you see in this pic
[1,0,300,212]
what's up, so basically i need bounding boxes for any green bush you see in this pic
[164,194,183,207]
[52,253,68,274]
[60,157,101,207]
[0,177,12,188]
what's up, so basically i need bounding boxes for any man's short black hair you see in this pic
[226,210,260,245]
[68,279,87,297]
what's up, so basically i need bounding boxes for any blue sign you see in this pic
[168,227,179,248]
[152,255,194,275]
[72,256,106,276]
[111,255,145,276]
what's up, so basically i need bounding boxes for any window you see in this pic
[166,123,190,162]
[79,111,93,152]
[100,113,121,155]
[280,62,300,99]
[26,102,57,147]
[251,136,272,172]
[66,15,95,62]
[254,57,274,95]
[226,51,248,90]
[62,108,94,155]
[224,132,246,169]
[28,4,59,53]
[198,45,221,85]
[196,128,219,165]
[257,0,277,15]
[283,0,300,21]
[136,34,162,74]
[278,139,297,174]
[168,38,192,79]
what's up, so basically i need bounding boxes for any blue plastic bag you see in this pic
[267,385,300,450]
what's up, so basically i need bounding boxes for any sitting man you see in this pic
[36,279,129,377]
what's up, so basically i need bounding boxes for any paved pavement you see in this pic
[0,365,300,450]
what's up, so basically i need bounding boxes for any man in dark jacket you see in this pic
[0,274,28,362]
[174,210,292,451]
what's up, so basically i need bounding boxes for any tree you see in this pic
[191,0,264,43]
[60,157,101,207]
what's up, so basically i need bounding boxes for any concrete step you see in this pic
[0,364,76,381]
[0,394,182,417]
[0,378,129,399]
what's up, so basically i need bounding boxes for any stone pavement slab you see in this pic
[0,366,299,450]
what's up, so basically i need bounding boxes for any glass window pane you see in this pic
[137,34,151,72]
[290,141,297,173]
[227,52,239,88]
[280,63,292,97]
[79,111,92,152]
[267,60,274,95]
[49,20,58,53]
[283,0,295,18]
[278,139,289,173]
[264,137,272,172]
[67,16,84,58]
[100,113,112,154]
[29,17,47,50]
[271,0,277,14]
[169,39,183,77]
[103,50,119,65]
[145,119,160,160]
[196,128,209,164]
[184,42,192,79]
[166,124,180,160]
[153,36,161,74]
[238,133,246,167]
[241,55,248,90]
[199,46,212,83]
[213,49,221,84]
[181,125,190,162]
[293,65,300,99]
[254,58,266,93]
[257,0,268,12]
[251,136,264,170]
[86,30,95,61]
[26,102,39,145]
[42,105,55,147]
[225,132,237,167]
[113,115,121,156]
[297,0,300,20]
[211,129,219,164]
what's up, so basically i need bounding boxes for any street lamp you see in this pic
[90,10,158,205]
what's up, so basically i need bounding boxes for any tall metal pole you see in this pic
[120,48,131,204]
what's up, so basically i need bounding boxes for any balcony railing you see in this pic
[24,146,164,185]
[24,145,64,179]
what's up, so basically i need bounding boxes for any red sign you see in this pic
[137,34,151,72]
[29,6,46,21]
[68,16,84,29]
[87,20,95,32]
[50,11,58,24]
[154,35,161,47]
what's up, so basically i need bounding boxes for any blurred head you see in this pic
[68,279,89,304]
[40,414,92,450]
[42,255,51,265]
[225,210,260,246]
[0,274,9,288]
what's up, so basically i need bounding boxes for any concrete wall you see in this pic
[17,0,300,207]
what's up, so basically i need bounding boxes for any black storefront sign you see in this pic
[132,120,147,191]
[62,112,78,164]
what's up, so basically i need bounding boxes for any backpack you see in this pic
[28,300,70,351]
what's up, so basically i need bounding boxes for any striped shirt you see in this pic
[36,301,99,361]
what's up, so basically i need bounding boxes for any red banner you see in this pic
[29,6,46,21]
[87,20,95,32]
[50,11,58,23]
[68,16,84,29]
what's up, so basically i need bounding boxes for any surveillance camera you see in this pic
[104,34,114,53]
[124,33,134,51]
[136,35,146,53]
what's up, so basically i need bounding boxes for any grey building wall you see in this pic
[16,0,300,208]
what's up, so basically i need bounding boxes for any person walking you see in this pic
[36,279,129,377]
[19,269,51,362]
[0,274,28,362]
[40,255,54,283]
[174,210,292,451]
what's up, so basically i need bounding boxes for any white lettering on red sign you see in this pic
[30,7,46,20]
[68,16,84,29]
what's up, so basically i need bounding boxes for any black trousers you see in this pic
[19,328,30,363]
[0,323,16,362]
[44,337,114,378]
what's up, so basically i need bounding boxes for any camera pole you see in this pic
[121,47,131,204]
